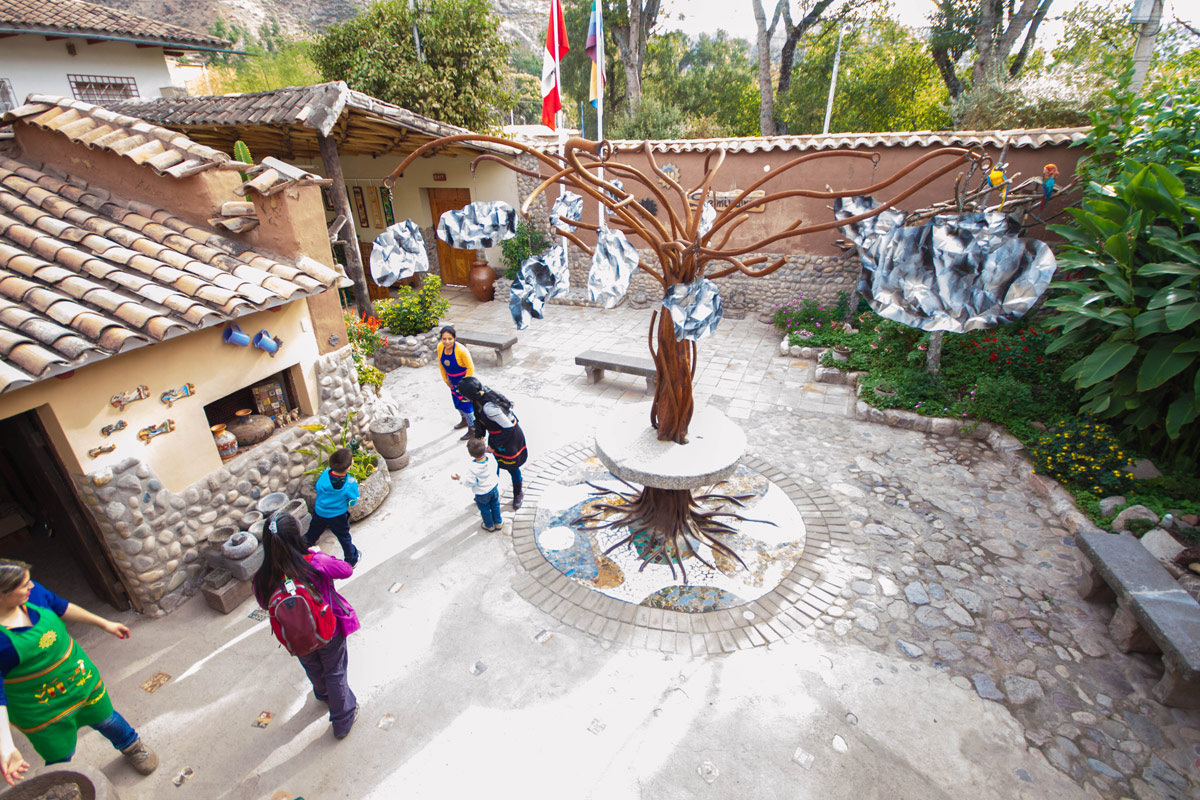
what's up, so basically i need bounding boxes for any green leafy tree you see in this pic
[640,31,760,137]
[1045,82,1200,467]
[204,38,323,95]
[928,0,1053,100]
[780,19,950,134]
[312,0,514,131]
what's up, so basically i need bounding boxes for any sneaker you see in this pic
[334,705,359,740]
[121,739,159,775]
[347,547,361,567]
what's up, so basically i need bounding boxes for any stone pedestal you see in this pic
[201,577,253,614]
[595,403,746,489]
[370,415,410,471]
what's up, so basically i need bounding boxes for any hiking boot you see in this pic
[512,489,524,510]
[453,415,469,430]
[335,705,359,740]
[122,739,159,775]
[459,430,472,440]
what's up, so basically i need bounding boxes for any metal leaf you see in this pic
[551,192,583,233]
[370,219,429,286]
[663,277,723,341]
[436,201,518,249]
[587,228,639,309]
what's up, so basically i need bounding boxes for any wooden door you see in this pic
[357,240,391,302]
[1,412,132,610]
[427,187,475,286]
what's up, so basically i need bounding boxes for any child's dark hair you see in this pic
[252,512,318,606]
[330,448,352,473]
[440,325,456,339]
[467,438,487,458]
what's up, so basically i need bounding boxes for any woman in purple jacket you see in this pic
[253,512,360,739]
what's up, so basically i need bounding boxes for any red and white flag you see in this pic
[541,0,569,129]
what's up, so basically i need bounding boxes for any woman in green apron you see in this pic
[0,559,157,785]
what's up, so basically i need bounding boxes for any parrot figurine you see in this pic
[1041,163,1059,213]
[988,165,1008,210]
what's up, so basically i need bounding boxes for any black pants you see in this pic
[304,512,359,565]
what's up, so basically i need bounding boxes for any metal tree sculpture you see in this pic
[388,136,982,445]
[387,137,983,581]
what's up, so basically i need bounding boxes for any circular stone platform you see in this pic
[508,440,854,655]
[594,403,746,489]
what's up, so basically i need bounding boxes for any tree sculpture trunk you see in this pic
[649,304,695,444]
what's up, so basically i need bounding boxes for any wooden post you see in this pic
[318,133,373,319]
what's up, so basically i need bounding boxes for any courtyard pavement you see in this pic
[28,288,1199,800]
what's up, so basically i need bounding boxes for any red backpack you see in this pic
[266,566,337,657]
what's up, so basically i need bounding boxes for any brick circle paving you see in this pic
[510,441,853,654]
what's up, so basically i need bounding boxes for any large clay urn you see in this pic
[467,259,497,302]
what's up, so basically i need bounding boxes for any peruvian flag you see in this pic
[541,0,569,128]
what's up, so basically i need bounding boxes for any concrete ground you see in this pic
[22,288,1199,800]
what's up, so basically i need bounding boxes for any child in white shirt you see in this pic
[451,438,503,531]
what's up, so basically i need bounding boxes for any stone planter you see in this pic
[831,346,851,363]
[370,415,410,471]
[350,456,391,522]
[0,765,119,799]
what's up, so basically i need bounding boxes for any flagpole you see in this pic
[551,0,567,258]
[594,0,605,231]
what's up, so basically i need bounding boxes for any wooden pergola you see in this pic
[112,81,516,317]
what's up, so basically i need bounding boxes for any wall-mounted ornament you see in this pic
[160,383,196,407]
[111,385,149,411]
[137,419,175,445]
[100,420,126,437]
[253,330,282,357]
[88,443,117,459]
[223,323,251,346]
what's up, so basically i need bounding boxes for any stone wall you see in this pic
[501,251,860,323]
[72,348,389,616]
[372,329,440,370]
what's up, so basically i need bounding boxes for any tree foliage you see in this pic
[312,0,514,131]
[779,19,950,134]
[201,38,323,95]
[1045,82,1200,467]
[928,0,1053,100]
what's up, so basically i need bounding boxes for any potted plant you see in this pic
[296,412,391,521]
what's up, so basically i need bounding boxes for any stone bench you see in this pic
[1076,528,1200,707]
[575,350,656,392]
[458,331,517,366]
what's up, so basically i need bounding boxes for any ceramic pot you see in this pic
[467,259,497,302]
[831,346,851,363]
[211,424,238,460]
[225,413,274,446]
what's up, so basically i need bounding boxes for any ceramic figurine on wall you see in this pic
[137,419,175,445]
[100,420,126,437]
[160,383,196,407]
[110,385,149,411]
[88,443,117,459]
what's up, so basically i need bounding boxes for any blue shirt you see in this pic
[314,468,360,518]
[0,582,70,706]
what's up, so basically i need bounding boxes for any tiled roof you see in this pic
[608,128,1090,154]
[108,82,518,159]
[0,152,343,393]
[2,96,249,178]
[0,0,230,51]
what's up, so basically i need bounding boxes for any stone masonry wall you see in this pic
[72,348,389,616]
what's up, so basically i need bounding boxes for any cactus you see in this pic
[233,140,253,182]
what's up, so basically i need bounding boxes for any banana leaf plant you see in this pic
[296,411,379,481]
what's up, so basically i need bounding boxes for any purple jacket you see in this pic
[306,550,360,637]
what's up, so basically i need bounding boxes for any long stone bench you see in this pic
[458,331,517,366]
[1076,528,1200,707]
[575,350,656,392]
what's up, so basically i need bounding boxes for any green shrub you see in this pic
[500,219,552,280]
[1029,417,1134,495]
[297,412,377,481]
[374,275,450,335]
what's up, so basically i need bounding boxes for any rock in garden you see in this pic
[1098,496,1126,517]
[1139,529,1184,562]
[1112,505,1159,532]
[1125,458,1162,480]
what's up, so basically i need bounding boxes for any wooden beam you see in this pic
[43,35,66,41]
[318,132,373,319]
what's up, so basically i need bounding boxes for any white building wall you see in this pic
[0,34,174,104]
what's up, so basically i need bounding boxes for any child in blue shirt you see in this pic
[304,448,361,566]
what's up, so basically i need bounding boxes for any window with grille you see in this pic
[67,74,139,103]
[0,80,16,114]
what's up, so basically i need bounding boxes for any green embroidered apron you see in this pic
[1,603,113,763]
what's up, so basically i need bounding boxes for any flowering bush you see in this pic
[375,275,450,335]
[344,312,388,389]
[1029,418,1133,495]
[774,293,849,347]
